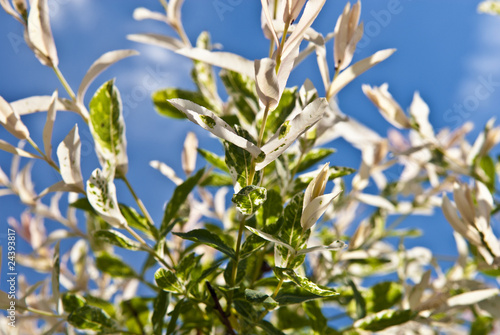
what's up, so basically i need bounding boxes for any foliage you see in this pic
[1,0,500,334]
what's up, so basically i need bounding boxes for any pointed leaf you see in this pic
[10,95,76,116]
[256,98,328,170]
[133,7,168,21]
[447,288,500,307]
[255,58,279,109]
[51,241,61,314]
[0,139,40,159]
[326,49,396,99]
[152,290,169,335]
[95,252,136,278]
[353,309,413,331]
[167,98,263,159]
[127,33,184,51]
[197,148,229,172]
[173,229,236,259]
[43,90,58,158]
[89,80,128,175]
[94,230,140,250]
[68,305,116,331]
[277,267,338,296]
[155,268,183,293]
[86,168,127,228]
[27,0,58,66]
[0,95,30,139]
[152,88,212,119]
[245,226,294,253]
[176,48,254,77]
[232,185,267,216]
[57,124,84,189]
[77,49,139,103]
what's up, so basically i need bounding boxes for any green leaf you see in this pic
[94,229,140,250]
[276,268,338,297]
[167,299,189,335]
[152,88,211,119]
[353,309,413,331]
[95,252,136,278]
[256,189,283,227]
[224,126,262,192]
[84,295,117,318]
[62,293,86,314]
[152,291,169,335]
[70,197,95,212]
[220,70,259,124]
[155,268,183,294]
[51,241,60,313]
[265,88,297,138]
[68,305,116,331]
[160,168,205,236]
[364,281,403,314]
[471,315,494,335]
[304,300,327,334]
[245,289,278,310]
[197,148,229,172]
[479,155,496,191]
[121,297,152,334]
[199,171,233,187]
[176,253,202,282]
[224,258,247,287]
[275,283,325,305]
[88,79,127,174]
[120,204,158,239]
[191,32,220,110]
[291,148,335,173]
[258,320,286,335]
[174,229,236,259]
[232,185,267,215]
[348,278,367,319]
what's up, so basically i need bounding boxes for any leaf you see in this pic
[155,268,183,293]
[86,168,127,228]
[167,99,263,159]
[89,79,128,175]
[176,253,202,282]
[304,300,327,334]
[353,309,413,331]
[326,49,396,99]
[57,124,84,189]
[245,226,294,253]
[175,47,254,77]
[258,320,286,335]
[232,185,267,216]
[224,258,247,287]
[42,90,58,158]
[479,155,496,192]
[160,168,204,236]
[274,283,325,305]
[166,299,188,335]
[120,204,158,239]
[0,139,41,159]
[27,0,58,67]
[364,281,403,314]
[68,305,116,331]
[256,98,328,171]
[254,58,279,109]
[447,288,500,307]
[265,88,297,138]
[133,7,168,21]
[95,252,136,278]
[62,293,86,314]
[292,166,355,194]
[152,291,169,335]
[10,95,77,116]
[94,230,140,250]
[348,278,367,319]
[277,268,339,297]
[292,148,335,173]
[77,49,139,103]
[199,172,232,187]
[127,33,184,51]
[120,297,151,334]
[220,70,259,124]
[0,95,30,139]
[301,192,339,231]
[471,315,494,335]
[51,241,61,314]
[152,88,212,119]
[279,192,306,258]
[174,229,236,259]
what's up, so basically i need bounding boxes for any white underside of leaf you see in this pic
[57,124,84,189]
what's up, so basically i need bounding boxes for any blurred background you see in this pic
[1,0,499,299]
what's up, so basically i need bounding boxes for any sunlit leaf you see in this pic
[155,268,183,293]
[173,229,236,259]
[232,185,267,216]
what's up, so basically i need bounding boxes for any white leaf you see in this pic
[296,240,347,255]
[303,162,329,211]
[254,58,280,109]
[167,0,184,25]
[86,168,127,228]
[127,33,184,51]
[0,95,30,140]
[260,0,279,45]
[10,95,76,115]
[150,160,183,185]
[363,83,411,129]
[326,49,396,99]
[255,98,328,171]
[315,44,330,90]
[42,90,58,158]
[175,48,254,78]
[168,99,263,159]
[37,180,83,199]
[77,49,139,104]
[409,92,434,138]
[0,140,40,159]
[301,192,339,231]
[447,288,500,307]
[442,194,482,246]
[57,124,84,189]
[0,0,23,23]
[182,132,198,176]
[245,226,295,253]
[0,166,9,185]
[133,7,168,22]
[356,193,396,211]
[27,0,58,67]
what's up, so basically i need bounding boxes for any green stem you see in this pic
[52,65,76,101]
[275,23,290,72]
[257,104,271,147]
[125,225,174,271]
[226,216,247,313]
[26,307,62,318]
[121,175,155,227]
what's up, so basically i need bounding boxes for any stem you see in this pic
[26,307,62,318]
[226,216,247,312]
[326,67,341,101]
[52,65,76,101]
[27,137,60,173]
[206,281,236,335]
[125,225,174,271]
[257,104,271,147]
[121,175,155,227]
[275,23,290,72]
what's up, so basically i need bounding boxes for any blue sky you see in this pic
[1,0,500,299]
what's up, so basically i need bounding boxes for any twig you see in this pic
[205,281,236,335]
